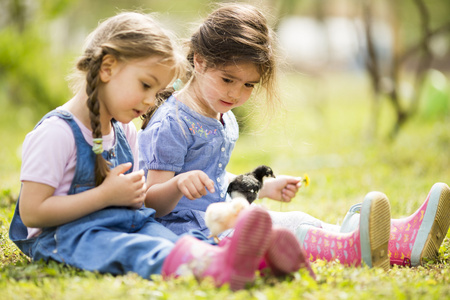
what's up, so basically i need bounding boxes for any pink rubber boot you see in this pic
[264,226,316,279]
[390,182,450,266]
[161,206,272,290]
[295,192,391,271]
[219,226,316,279]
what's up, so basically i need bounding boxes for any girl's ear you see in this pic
[99,54,118,83]
[193,53,206,72]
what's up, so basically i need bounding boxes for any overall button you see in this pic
[59,110,71,117]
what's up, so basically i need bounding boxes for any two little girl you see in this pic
[9,8,311,291]
[9,3,450,292]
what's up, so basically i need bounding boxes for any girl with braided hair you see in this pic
[9,12,283,291]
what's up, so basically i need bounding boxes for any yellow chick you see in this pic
[205,197,250,243]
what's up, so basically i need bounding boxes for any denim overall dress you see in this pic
[9,110,180,278]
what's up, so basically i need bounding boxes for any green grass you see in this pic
[1,72,450,299]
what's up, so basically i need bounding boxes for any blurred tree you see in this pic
[363,0,450,139]
[270,0,449,140]
[0,0,75,119]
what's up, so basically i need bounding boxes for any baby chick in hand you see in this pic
[227,165,275,204]
[205,197,249,243]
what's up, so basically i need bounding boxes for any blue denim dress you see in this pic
[139,96,239,236]
[9,110,181,278]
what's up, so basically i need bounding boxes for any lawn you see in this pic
[1,72,450,299]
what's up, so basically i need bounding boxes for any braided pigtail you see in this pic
[85,48,111,186]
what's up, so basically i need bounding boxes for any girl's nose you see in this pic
[227,87,241,100]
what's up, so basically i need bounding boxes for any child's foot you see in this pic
[296,191,391,271]
[162,206,272,290]
[390,182,450,266]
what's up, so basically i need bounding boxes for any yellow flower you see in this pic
[302,174,310,187]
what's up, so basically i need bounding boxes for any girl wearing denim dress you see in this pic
[138,4,450,272]
[8,12,299,291]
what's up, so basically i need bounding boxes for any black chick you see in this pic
[227,165,275,204]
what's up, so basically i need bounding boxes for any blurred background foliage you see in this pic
[1,0,449,129]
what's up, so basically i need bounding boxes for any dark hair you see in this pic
[71,12,183,186]
[188,3,275,85]
[141,3,280,129]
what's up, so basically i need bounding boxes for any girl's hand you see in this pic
[100,163,146,208]
[259,175,303,202]
[176,170,215,200]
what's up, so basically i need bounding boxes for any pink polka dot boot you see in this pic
[295,192,391,271]
[389,182,450,266]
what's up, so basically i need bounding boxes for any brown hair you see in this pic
[71,12,184,186]
[141,3,280,129]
